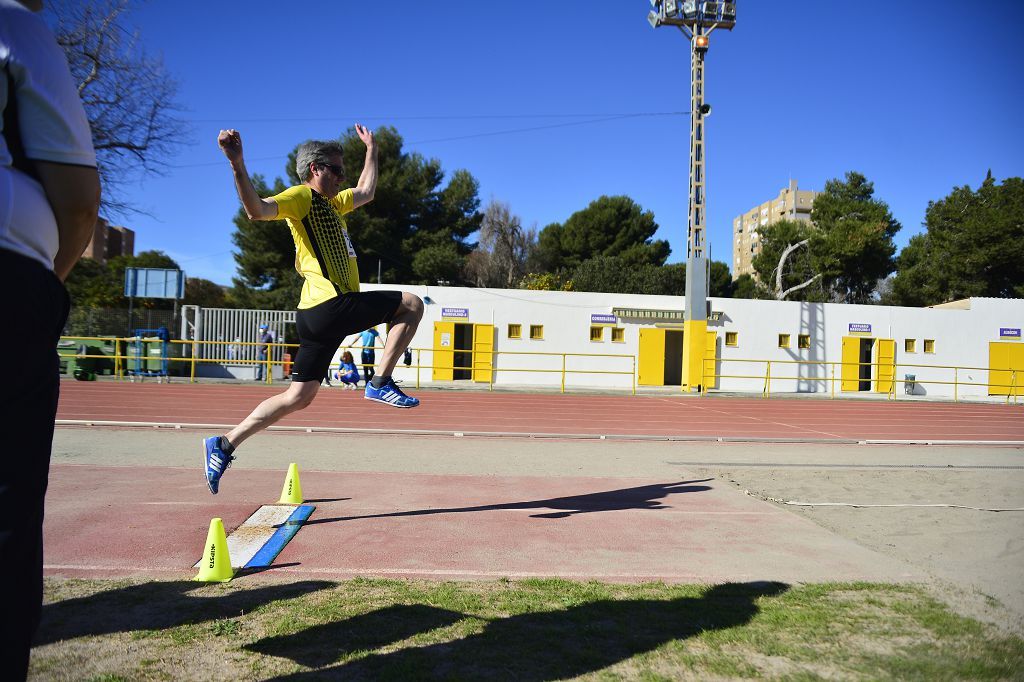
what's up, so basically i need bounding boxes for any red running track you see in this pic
[56,380,1024,442]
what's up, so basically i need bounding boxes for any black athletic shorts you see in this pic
[292,290,402,382]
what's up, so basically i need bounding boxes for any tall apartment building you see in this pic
[82,218,135,265]
[732,179,819,279]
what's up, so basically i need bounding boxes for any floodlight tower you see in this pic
[647,0,736,391]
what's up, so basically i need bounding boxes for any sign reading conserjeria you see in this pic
[441,307,469,319]
[848,323,872,334]
[591,314,617,324]
[1000,328,1022,339]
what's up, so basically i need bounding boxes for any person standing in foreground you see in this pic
[203,127,423,494]
[0,0,101,677]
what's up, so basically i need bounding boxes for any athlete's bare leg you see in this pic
[224,379,320,448]
[376,292,423,377]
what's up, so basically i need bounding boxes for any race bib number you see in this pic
[343,230,357,258]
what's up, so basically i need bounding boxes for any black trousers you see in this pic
[0,250,69,679]
[361,348,376,383]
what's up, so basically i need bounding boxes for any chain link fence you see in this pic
[64,305,179,338]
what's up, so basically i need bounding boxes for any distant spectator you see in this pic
[336,350,360,389]
[255,323,274,381]
[348,326,385,384]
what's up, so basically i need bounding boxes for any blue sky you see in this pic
[98,1,1023,286]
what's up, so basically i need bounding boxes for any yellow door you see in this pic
[704,330,718,389]
[472,324,495,383]
[841,336,860,392]
[638,328,666,386]
[989,342,1024,396]
[432,322,455,381]
[876,338,895,393]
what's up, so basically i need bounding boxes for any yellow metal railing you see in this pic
[57,335,1021,403]
[431,348,636,395]
[58,337,637,394]
[701,356,1022,403]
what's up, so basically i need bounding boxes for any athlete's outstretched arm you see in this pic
[351,123,377,208]
[218,129,278,221]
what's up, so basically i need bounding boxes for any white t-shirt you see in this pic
[0,0,97,270]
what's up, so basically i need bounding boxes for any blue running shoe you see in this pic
[203,436,234,494]
[364,378,420,408]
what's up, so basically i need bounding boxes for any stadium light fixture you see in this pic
[644,0,736,391]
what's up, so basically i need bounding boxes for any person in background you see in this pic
[336,350,361,389]
[348,326,385,384]
[254,323,274,381]
[0,0,101,677]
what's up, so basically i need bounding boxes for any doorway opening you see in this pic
[664,330,683,386]
[858,338,875,391]
[453,323,473,380]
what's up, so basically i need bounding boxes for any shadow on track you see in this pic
[305,479,714,525]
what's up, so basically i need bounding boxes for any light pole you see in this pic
[647,1,736,391]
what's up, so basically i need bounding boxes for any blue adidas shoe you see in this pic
[203,436,234,494]
[364,378,420,408]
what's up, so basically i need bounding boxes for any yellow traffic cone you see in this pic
[193,518,234,582]
[278,462,304,504]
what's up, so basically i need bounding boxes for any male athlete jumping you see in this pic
[203,126,423,494]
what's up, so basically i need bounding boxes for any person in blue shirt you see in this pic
[335,350,361,389]
[255,323,274,381]
[348,326,385,384]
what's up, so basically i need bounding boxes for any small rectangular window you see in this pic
[798,334,811,349]
[725,331,738,346]
[611,327,625,343]
[924,339,935,353]
[507,324,521,339]
[778,333,791,348]
[589,326,604,342]
[530,325,544,340]
[905,339,916,353]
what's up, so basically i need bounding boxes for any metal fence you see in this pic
[64,306,178,338]
[180,305,296,364]
[702,357,1021,404]
[56,335,1020,403]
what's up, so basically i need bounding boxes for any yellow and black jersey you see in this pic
[270,185,361,309]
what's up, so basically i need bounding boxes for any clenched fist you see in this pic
[218,129,244,163]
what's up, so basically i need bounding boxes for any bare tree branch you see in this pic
[46,0,189,218]
[778,273,822,300]
[466,200,536,287]
[771,238,814,299]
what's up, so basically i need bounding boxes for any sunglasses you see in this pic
[319,162,345,179]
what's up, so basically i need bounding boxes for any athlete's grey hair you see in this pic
[295,140,346,182]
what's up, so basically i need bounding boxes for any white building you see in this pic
[357,284,1022,400]
[187,285,1023,400]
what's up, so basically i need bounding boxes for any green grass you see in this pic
[31,577,1024,681]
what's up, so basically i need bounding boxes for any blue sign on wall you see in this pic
[1000,328,1021,339]
[848,323,872,334]
[441,307,469,318]
[124,268,186,299]
[591,314,617,324]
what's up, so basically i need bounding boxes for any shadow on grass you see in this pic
[305,479,713,525]
[263,581,788,680]
[245,604,466,668]
[34,580,333,646]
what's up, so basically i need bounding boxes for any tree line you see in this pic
[65,127,1023,313]
[53,2,1021,312]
